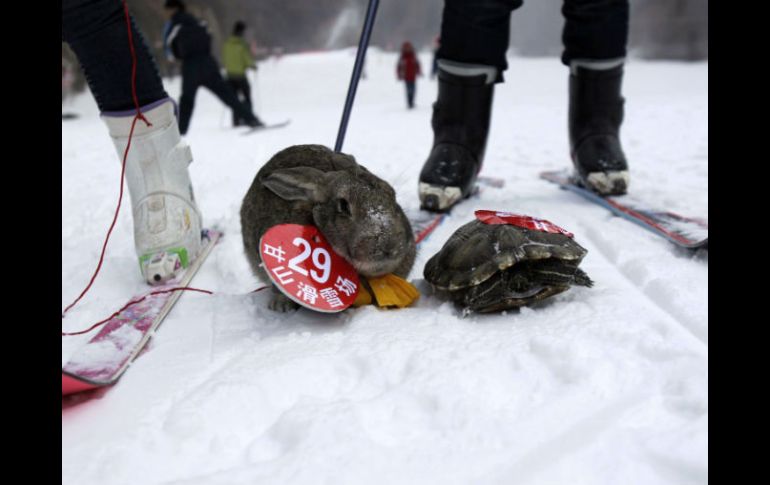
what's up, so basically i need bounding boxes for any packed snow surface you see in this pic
[62,50,707,485]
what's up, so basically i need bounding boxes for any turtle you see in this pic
[423,219,593,313]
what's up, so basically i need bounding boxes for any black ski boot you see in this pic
[419,66,494,212]
[569,64,629,195]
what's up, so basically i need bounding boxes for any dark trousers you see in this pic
[438,0,629,82]
[226,76,253,126]
[178,57,257,134]
[405,81,416,108]
[61,0,167,112]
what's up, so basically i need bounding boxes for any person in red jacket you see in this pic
[396,42,422,109]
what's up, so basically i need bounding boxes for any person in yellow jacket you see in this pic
[222,21,257,127]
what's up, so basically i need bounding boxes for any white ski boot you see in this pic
[102,99,202,284]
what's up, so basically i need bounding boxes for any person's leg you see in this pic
[438,0,523,80]
[240,77,253,114]
[404,82,410,108]
[227,77,242,126]
[235,77,254,125]
[562,0,630,195]
[419,0,522,211]
[406,81,416,108]
[562,0,628,66]
[61,0,167,111]
[178,62,200,135]
[62,0,202,283]
[201,59,262,127]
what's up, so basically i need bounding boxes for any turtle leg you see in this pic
[462,269,539,312]
[528,260,593,288]
[572,268,594,287]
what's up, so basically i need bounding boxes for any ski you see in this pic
[540,170,708,249]
[407,210,447,246]
[62,229,223,396]
[241,119,291,135]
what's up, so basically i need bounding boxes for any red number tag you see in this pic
[259,224,360,312]
[475,210,574,237]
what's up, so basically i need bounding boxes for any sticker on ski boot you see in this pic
[259,224,360,312]
[475,210,574,238]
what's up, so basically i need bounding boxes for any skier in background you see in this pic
[418,0,631,212]
[396,41,422,109]
[222,21,257,127]
[163,0,263,134]
[62,0,204,284]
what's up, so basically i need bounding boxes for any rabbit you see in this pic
[240,144,416,312]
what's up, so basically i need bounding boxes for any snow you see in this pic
[62,49,707,484]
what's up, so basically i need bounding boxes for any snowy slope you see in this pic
[62,50,707,485]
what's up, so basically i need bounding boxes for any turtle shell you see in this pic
[423,219,592,312]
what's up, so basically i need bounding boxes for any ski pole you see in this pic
[334,0,380,153]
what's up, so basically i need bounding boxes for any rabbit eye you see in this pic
[337,198,351,215]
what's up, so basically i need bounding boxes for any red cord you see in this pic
[62,287,213,336]
[62,286,268,337]
[123,0,150,127]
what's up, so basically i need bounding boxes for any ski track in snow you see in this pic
[62,51,707,485]
[578,219,708,347]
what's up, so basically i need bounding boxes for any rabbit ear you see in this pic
[261,167,329,202]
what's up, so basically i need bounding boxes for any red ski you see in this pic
[541,170,707,249]
[62,230,222,396]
